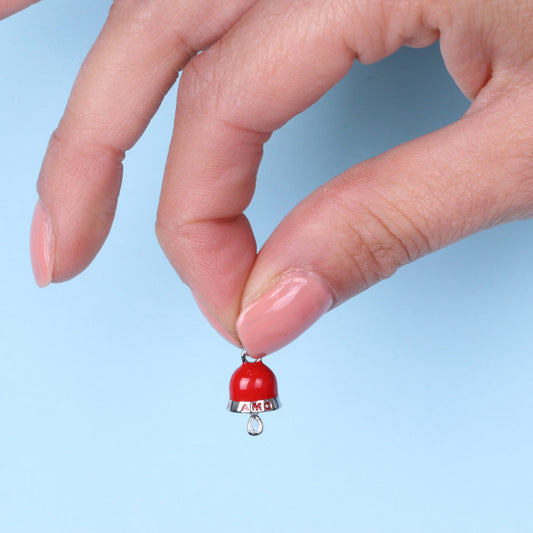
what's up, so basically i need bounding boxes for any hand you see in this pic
[24,0,533,356]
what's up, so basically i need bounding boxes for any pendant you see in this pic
[227,351,281,436]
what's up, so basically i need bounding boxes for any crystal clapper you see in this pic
[227,352,281,436]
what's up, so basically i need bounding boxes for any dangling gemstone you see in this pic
[247,414,264,436]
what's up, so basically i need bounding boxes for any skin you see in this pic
[6,0,533,353]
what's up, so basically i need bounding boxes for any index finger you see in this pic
[155,0,366,340]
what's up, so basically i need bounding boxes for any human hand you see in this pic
[26,0,533,356]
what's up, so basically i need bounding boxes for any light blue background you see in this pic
[1,2,533,532]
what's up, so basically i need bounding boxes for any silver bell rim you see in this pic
[227,397,281,413]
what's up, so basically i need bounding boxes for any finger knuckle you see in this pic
[109,0,196,55]
[496,95,533,218]
[109,0,162,34]
[330,190,429,287]
[177,53,215,116]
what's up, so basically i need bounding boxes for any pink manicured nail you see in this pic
[193,293,242,348]
[30,200,54,287]
[236,271,333,357]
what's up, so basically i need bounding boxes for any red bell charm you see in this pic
[228,351,281,436]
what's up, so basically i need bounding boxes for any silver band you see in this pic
[227,397,281,413]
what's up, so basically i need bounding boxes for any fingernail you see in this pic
[192,293,242,348]
[30,200,54,287]
[236,271,333,357]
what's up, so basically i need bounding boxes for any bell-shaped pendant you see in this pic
[227,351,281,436]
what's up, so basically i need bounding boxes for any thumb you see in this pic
[236,87,533,357]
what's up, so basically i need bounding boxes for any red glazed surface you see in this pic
[229,360,279,402]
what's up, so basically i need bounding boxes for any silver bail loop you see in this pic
[241,349,254,363]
